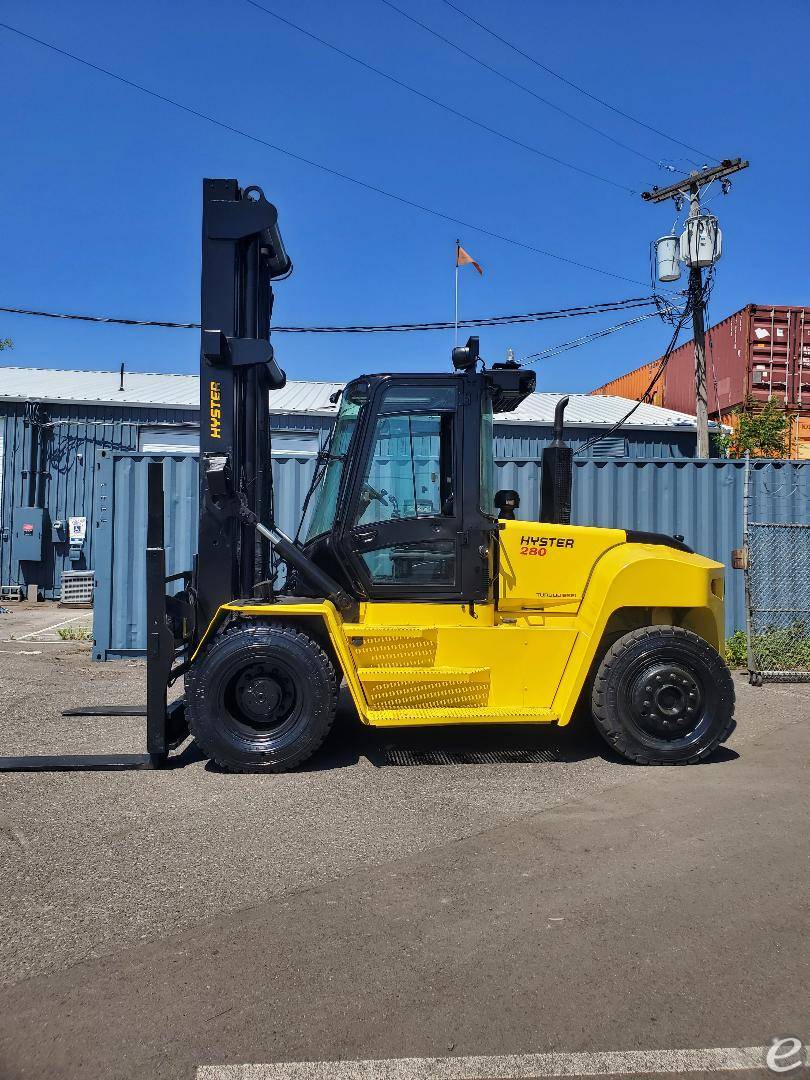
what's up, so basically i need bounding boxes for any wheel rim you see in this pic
[220,658,301,748]
[622,657,710,747]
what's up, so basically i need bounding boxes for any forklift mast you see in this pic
[197,179,290,631]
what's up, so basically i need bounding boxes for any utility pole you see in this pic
[688,180,710,457]
[642,158,749,458]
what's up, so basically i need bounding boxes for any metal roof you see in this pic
[0,365,707,429]
[503,392,714,430]
[0,366,201,409]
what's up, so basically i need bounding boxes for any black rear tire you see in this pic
[591,626,735,764]
[186,621,338,773]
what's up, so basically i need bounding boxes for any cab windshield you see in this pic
[300,384,367,542]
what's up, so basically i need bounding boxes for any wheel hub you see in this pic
[233,664,293,728]
[629,662,703,739]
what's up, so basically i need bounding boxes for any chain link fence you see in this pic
[744,460,810,684]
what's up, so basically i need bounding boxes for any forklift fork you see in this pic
[0,462,190,772]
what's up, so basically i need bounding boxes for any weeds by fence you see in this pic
[744,459,810,683]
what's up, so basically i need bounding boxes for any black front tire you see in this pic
[591,626,735,765]
[186,621,338,773]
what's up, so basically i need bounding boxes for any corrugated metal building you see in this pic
[0,365,709,599]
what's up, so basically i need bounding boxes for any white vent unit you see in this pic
[138,427,200,454]
[60,570,95,607]
[590,436,628,459]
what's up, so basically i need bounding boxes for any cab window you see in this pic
[355,385,457,526]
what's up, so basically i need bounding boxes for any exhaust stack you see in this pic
[540,396,573,525]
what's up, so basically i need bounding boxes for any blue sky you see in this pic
[1,0,807,392]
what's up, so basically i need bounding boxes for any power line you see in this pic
[0,297,657,334]
[0,307,200,330]
[520,309,664,365]
[0,19,649,286]
[242,0,637,194]
[574,301,693,454]
[378,0,663,170]
[439,0,718,165]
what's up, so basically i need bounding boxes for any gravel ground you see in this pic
[1,642,807,988]
[0,602,92,642]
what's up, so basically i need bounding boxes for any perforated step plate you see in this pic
[358,666,491,710]
[345,626,439,670]
[365,705,555,727]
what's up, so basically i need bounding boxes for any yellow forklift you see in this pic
[0,179,735,773]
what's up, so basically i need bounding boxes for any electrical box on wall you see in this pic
[13,507,49,562]
[68,516,87,563]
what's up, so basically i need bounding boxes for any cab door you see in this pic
[337,380,467,601]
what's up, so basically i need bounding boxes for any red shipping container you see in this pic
[659,303,810,416]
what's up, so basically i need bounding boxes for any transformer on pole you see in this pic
[642,158,749,457]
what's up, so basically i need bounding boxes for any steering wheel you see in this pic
[360,482,389,507]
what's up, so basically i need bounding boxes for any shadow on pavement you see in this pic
[201,686,741,774]
[298,687,741,772]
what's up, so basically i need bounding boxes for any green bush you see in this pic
[726,625,810,671]
[725,630,747,668]
[751,624,810,671]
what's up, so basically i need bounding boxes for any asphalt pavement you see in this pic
[0,644,808,1080]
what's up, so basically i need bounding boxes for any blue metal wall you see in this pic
[92,452,199,659]
[494,423,699,462]
[0,402,193,598]
[92,451,809,657]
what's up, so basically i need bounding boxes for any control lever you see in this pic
[239,503,357,617]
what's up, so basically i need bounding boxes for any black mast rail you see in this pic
[198,179,289,629]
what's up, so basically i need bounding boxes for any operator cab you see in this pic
[299,361,535,604]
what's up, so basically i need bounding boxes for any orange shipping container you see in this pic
[589,360,665,407]
[794,415,810,459]
[715,404,810,459]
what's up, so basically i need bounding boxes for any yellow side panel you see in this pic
[344,604,577,715]
[352,601,496,627]
[551,544,726,725]
[498,520,626,612]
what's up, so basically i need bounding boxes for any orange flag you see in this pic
[456,243,483,275]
